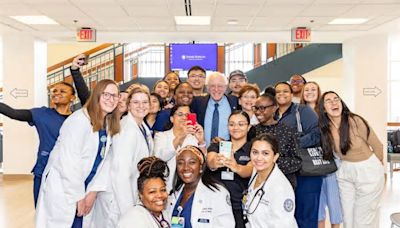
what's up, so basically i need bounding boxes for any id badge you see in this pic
[221,170,234,180]
[171,216,185,228]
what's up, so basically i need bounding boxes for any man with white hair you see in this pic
[190,72,239,146]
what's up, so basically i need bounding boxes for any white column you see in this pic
[2,34,47,174]
[342,35,388,163]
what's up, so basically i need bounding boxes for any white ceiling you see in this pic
[1,0,400,42]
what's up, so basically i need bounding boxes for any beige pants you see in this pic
[336,154,384,228]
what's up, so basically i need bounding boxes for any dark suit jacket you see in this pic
[190,94,239,127]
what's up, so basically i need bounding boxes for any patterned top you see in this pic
[248,122,301,175]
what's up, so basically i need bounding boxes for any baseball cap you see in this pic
[229,70,247,81]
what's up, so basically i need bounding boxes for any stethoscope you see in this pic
[242,164,275,215]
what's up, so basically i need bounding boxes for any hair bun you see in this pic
[137,156,169,179]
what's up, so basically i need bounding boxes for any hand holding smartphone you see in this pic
[219,141,232,158]
[187,113,197,126]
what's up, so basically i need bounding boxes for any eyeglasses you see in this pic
[174,112,189,117]
[228,122,249,127]
[251,104,275,112]
[290,79,304,85]
[130,100,150,106]
[189,74,205,79]
[102,92,120,101]
[241,95,257,100]
[324,97,341,105]
[208,84,226,90]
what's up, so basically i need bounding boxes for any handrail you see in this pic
[47,43,113,73]
[388,122,400,127]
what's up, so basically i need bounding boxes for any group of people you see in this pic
[0,54,385,228]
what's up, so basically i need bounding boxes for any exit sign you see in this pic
[291,27,311,42]
[76,28,96,42]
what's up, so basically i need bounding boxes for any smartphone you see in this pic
[187,113,197,125]
[78,55,88,66]
[219,141,232,158]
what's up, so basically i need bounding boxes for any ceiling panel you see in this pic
[0,3,41,15]
[259,4,308,17]
[266,0,314,3]
[117,0,167,6]
[123,6,171,17]
[135,17,175,26]
[314,0,362,3]
[212,16,253,26]
[290,16,335,27]
[77,5,129,17]
[342,4,400,17]
[215,4,260,17]
[299,4,355,17]
[212,25,250,31]
[251,17,294,26]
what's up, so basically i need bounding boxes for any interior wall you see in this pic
[2,35,47,174]
[47,43,100,67]
[303,59,344,97]
[343,35,388,163]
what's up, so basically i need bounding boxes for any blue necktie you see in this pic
[210,103,219,140]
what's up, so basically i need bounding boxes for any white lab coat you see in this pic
[166,180,235,228]
[246,166,298,228]
[89,112,154,228]
[153,129,198,190]
[35,109,112,228]
[118,205,167,228]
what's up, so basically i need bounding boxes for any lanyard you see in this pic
[139,124,150,152]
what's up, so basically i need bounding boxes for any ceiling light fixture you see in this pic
[227,19,238,25]
[175,16,211,25]
[10,15,58,25]
[328,18,368,25]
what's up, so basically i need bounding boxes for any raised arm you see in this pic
[70,54,90,105]
[0,102,33,122]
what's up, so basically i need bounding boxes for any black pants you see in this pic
[233,209,246,228]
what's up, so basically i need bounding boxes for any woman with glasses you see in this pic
[118,156,171,228]
[248,92,301,188]
[238,84,260,125]
[244,134,297,228]
[206,110,252,228]
[318,91,383,228]
[166,145,235,228]
[154,104,205,190]
[274,81,321,228]
[91,85,154,228]
[35,79,121,228]
[301,83,343,228]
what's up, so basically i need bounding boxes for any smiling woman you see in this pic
[118,156,170,228]
[166,145,235,228]
[91,84,154,228]
[35,79,121,228]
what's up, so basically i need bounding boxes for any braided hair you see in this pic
[137,156,170,194]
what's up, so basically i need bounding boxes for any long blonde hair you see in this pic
[84,79,120,136]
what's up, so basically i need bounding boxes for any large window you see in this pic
[124,43,165,80]
[224,43,254,74]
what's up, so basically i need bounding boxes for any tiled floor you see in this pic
[0,171,399,228]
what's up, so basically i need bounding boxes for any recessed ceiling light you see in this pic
[328,18,368,25]
[10,15,58,25]
[174,16,210,25]
[227,19,238,25]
